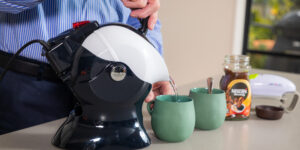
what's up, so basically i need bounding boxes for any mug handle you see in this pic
[286,91,299,112]
[147,101,155,115]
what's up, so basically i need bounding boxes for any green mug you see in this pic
[189,88,226,130]
[147,95,195,142]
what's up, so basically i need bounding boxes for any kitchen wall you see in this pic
[159,0,237,87]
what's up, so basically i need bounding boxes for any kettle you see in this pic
[250,74,298,112]
[45,18,170,150]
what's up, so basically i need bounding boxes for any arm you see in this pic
[126,16,164,55]
[0,0,43,14]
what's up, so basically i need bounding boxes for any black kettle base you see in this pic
[52,109,151,150]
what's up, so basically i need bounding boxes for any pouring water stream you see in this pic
[169,77,179,102]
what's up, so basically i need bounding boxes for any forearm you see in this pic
[0,0,43,14]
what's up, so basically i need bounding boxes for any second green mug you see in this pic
[147,95,195,142]
[189,88,226,130]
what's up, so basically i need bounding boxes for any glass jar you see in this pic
[220,55,252,120]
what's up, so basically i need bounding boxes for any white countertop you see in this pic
[0,69,299,150]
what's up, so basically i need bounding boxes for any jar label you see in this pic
[226,79,251,118]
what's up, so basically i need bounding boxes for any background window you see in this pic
[243,0,300,73]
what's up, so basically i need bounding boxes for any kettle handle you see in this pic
[138,17,150,36]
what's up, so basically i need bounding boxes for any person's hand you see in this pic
[144,81,175,103]
[121,0,160,30]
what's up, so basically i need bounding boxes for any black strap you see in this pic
[0,50,60,82]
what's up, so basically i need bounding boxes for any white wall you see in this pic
[159,0,237,86]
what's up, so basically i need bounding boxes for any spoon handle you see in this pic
[207,77,213,94]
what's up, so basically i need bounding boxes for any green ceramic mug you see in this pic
[147,95,195,142]
[189,88,226,130]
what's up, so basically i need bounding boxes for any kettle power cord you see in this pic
[0,40,50,81]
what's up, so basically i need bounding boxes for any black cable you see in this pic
[0,40,50,81]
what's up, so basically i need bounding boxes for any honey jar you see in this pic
[220,55,251,120]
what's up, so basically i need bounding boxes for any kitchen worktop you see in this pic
[0,69,299,150]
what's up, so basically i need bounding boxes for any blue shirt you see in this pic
[0,0,163,63]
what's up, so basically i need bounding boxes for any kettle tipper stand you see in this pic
[45,20,169,150]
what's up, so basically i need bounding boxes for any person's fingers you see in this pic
[130,0,160,18]
[121,0,148,9]
[152,81,175,95]
[153,89,160,97]
[145,91,155,103]
[146,80,175,103]
[152,81,162,90]
[160,81,175,95]
[148,12,158,30]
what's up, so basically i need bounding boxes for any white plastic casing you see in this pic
[250,74,296,98]
[82,25,170,84]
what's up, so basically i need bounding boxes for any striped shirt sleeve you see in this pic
[0,0,43,14]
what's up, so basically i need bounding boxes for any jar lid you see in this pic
[255,105,284,120]
[224,55,249,63]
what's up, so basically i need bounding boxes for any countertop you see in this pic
[0,69,299,150]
